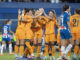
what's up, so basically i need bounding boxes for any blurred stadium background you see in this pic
[0,0,80,32]
[0,0,80,60]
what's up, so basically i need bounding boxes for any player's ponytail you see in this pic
[75,8,80,14]
[62,4,70,13]
[5,20,11,24]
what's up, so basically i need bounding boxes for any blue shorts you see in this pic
[60,29,72,40]
[2,37,11,42]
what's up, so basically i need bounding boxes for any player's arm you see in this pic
[70,16,72,27]
[66,15,71,30]
[9,26,14,34]
[21,14,32,22]
[44,12,53,20]
[9,30,14,34]
[18,9,21,18]
[58,16,61,28]
[55,19,58,28]
[32,8,44,18]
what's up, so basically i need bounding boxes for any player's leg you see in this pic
[31,38,35,53]
[50,34,56,60]
[48,45,52,60]
[73,40,79,60]
[60,30,66,56]
[25,39,34,57]
[25,33,34,58]
[65,29,73,55]
[79,40,80,59]
[77,32,80,59]
[37,34,42,59]
[44,34,49,59]
[14,40,19,59]
[24,48,30,58]
[0,40,6,55]
[8,37,14,55]
[72,33,79,59]
[57,32,62,60]
[33,34,37,53]
[19,40,24,59]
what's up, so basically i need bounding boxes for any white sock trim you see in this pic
[9,44,12,54]
[65,44,72,54]
[1,44,5,54]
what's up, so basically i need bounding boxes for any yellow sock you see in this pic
[74,45,79,54]
[79,49,80,54]
[37,45,41,57]
[32,45,35,53]
[59,48,62,56]
[14,45,19,55]
[25,41,33,54]
[49,49,52,54]
[52,46,55,56]
[45,45,48,56]
[67,50,71,56]
[24,48,28,57]
[19,45,24,56]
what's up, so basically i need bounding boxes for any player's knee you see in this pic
[45,42,48,45]
[25,39,30,42]
[76,42,79,45]
[33,44,38,47]
[16,44,20,47]
[51,41,56,46]
[20,41,24,45]
[37,43,42,46]
[19,44,24,46]
[79,44,80,48]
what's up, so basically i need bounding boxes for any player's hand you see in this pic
[18,9,21,15]
[22,9,25,15]
[39,8,44,13]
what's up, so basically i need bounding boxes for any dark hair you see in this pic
[49,10,55,14]
[63,4,70,12]
[49,10,56,18]
[25,9,31,13]
[5,20,11,24]
[75,8,80,14]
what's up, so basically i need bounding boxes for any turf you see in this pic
[0,52,79,60]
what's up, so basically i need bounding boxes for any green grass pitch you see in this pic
[0,52,79,60]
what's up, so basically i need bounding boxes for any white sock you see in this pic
[9,44,12,54]
[50,56,52,60]
[1,44,5,54]
[73,53,76,58]
[20,55,23,58]
[65,44,72,54]
[61,46,65,56]
[4,44,6,50]
[0,43,1,50]
[52,56,55,60]
[15,53,18,57]
[31,53,34,56]
[45,56,47,59]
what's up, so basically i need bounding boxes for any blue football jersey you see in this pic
[60,11,70,29]
[2,24,11,38]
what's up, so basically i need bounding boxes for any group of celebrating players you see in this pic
[0,4,80,60]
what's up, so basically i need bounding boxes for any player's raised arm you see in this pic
[33,8,44,18]
[18,9,21,18]
[44,11,52,20]
[58,16,61,27]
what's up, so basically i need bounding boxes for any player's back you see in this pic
[60,11,70,29]
[70,14,80,30]
[2,24,10,38]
